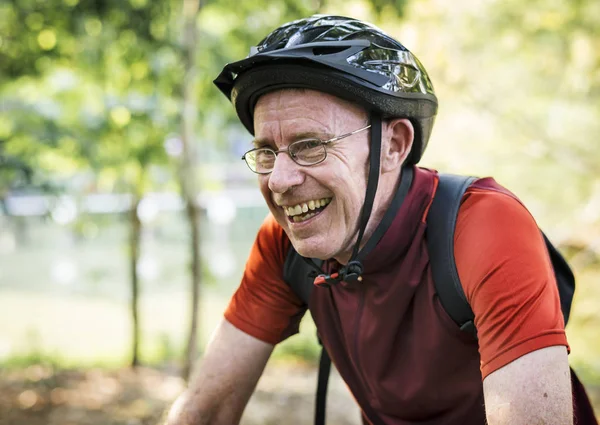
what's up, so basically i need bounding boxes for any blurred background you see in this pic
[0,0,599,423]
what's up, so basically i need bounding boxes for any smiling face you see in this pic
[253,89,372,261]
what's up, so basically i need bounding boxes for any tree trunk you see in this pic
[129,196,142,368]
[180,0,202,382]
[182,201,201,380]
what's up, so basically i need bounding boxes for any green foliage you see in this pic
[1,0,181,195]
[275,335,321,364]
[370,0,408,19]
[402,0,600,248]
[0,0,344,194]
[2,0,599,382]
[0,0,412,194]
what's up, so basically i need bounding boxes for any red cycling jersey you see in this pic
[225,167,569,424]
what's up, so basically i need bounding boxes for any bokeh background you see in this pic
[0,0,599,423]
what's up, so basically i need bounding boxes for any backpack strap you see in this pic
[283,248,328,425]
[315,345,331,425]
[283,247,322,305]
[541,232,575,325]
[426,174,478,336]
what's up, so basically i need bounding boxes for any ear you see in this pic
[381,118,414,174]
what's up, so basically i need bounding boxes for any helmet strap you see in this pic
[314,112,382,286]
[349,112,382,265]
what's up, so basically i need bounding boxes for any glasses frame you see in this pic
[241,124,372,174]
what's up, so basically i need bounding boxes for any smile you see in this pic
[283,198,332,223]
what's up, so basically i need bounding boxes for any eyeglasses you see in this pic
[241,124,371,174]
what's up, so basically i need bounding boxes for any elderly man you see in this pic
[167,15,596,425]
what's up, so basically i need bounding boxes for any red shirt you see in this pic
[225,167,568,424]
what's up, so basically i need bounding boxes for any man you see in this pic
[167,15,589,425]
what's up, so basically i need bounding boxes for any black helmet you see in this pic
[214,15,435,281]
[214,14,438,164]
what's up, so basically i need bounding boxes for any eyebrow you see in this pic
[251,131,330,149]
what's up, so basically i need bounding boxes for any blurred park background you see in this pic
[0,0,599,423]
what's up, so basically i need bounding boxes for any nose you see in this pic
[267,152,305,194]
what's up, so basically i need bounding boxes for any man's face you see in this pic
[253,89,370,261]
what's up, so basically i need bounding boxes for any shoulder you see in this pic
[458,180,537,237]
[454,181,548,282]
[224,213,305,345]
[251,213,291,266]
[453,180,567,377]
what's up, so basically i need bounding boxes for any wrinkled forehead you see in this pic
[253,88,368,136]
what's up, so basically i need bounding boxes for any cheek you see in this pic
[345,187,364,218]
[258,177,274,206]
[333,178,365,221]
[258,175,270,191]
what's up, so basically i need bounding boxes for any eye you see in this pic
[291,139,322,152]
[301,139,322,150]
[290,139,326,164]
[252,148,276,171]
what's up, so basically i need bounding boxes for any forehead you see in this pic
[253,89,367,137]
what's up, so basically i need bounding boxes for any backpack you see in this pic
[282,173,576,425]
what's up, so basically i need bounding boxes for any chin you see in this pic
[290,238,335,261]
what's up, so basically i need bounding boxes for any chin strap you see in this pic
[313,260,364,287]
[314,112,382,287]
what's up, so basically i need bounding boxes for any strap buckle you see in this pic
[313,272,339,288]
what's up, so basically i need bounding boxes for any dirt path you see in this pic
[0,362,360,425]
[1,362,598,424]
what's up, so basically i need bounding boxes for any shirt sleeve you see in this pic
[224,214,307,345]
[454,185,569,379]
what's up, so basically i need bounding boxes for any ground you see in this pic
[0,361,361,425]
[1,362,598,425]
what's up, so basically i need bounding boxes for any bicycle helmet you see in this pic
[214,14,437,164]
[214,15,438,282]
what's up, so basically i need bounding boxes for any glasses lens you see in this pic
[246,148,276,173]
[290,139,326,165]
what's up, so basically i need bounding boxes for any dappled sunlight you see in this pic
[1,0,599,422]
[0,364,361,425]
[0,366,186,425]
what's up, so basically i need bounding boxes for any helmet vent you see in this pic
[312,46,351,56]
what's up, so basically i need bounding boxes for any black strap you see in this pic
[358,166,413,259]
[350,112,382,262]
[541,232,575,325]
[315,347,331,425]
[283,248,322,305]
[315,113,383,284]
[426,174,477,333]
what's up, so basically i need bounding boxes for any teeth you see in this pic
[293,212,317,223]
[284,198,332,217]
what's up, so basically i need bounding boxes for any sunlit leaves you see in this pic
[1,0,410,196]
[0,117,14,139]
[38,149,80,175]
[197,5,240,38]
[37,29,57,51]
[131,61,149,81]
[110,107,132,128]
[129,0,148,10]
[84,18,102,37]
[404,0,600,242]
[25,13,45,31]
